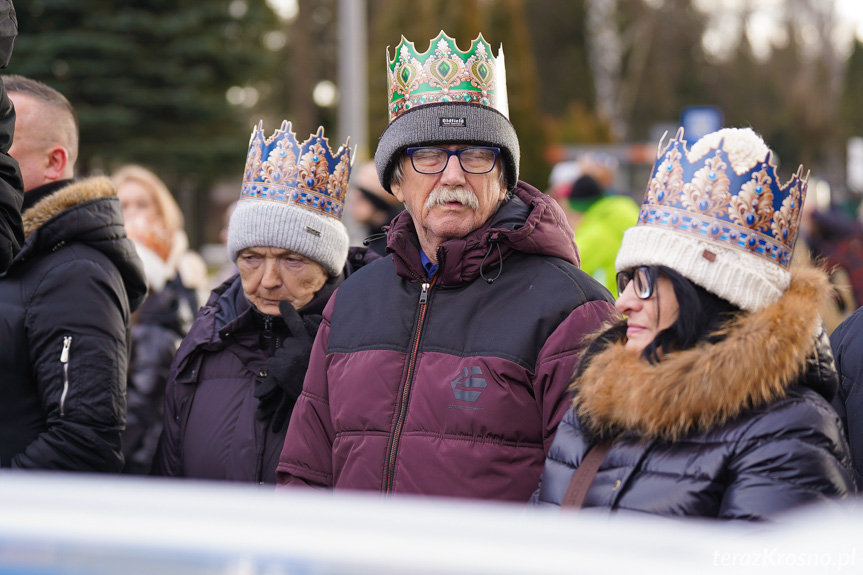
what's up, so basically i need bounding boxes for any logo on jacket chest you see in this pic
[448,366,486,411]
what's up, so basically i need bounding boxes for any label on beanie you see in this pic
[440,117,466,128]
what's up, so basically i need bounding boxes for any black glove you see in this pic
[254,300,321,433]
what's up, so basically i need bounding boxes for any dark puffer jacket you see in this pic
[0,177,147,470]
[830,304,863,487]
[534,267,855,519]
[277,182,617,501]
[152,248,377,484]
[0,76,23,273]
[122,276,195,475]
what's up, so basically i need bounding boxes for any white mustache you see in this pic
[425,187,479,211]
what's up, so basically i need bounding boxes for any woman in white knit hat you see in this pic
[532,127,855,519]
[151,121,378,484]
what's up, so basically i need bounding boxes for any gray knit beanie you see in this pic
[616,127,808,312]
[375,102,519,193]
[227,121,352,277]
[375,31,519,193]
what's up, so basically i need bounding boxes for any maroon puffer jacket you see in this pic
[276,182,617,501]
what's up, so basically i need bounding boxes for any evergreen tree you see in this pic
[10,0,280,181]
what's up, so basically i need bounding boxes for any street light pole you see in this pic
[338,0,368,162]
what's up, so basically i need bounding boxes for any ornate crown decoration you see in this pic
[386,30,509,123]
[637,128,808,269]
[240,121,352,220]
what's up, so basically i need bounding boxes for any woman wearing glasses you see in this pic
[532,127,854,519]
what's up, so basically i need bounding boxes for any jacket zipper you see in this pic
[59,336,72,417]
[384,256,438,495]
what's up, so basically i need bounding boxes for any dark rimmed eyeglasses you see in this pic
[616,266,656,299]
[405,146,500,175]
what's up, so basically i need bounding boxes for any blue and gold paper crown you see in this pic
[240,121,352,221]
[386,30,509,123]
[637,128,808,270]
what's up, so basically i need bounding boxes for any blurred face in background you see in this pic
[117,179,164,231]
[348,192,378,226]
[236,246,328,315]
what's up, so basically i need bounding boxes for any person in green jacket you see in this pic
[560,174,640,295]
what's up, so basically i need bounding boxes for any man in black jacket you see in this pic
[0,75,146,470]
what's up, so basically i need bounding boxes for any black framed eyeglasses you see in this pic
[616,266,656,299]
[405,146,500,175]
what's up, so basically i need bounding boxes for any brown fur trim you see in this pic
[22,177,117,238]
[572,265,831,440]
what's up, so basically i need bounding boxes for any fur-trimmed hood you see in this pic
[573,265,835,441]
[22,177,117,239]
[14,177,147,311]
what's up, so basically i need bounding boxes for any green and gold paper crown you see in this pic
[386,31,509,123]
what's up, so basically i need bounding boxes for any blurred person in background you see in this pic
[347,160,403,256]
[550,154,639,295]
[791,185,856,334]
[533,127,854,518]
[802,203,863,312]
[0,74,146,470]
[0,1,23,274]
[152,121,377,484]
[114,165,208,330]
[111,164,208,474]
[276,32,615,501]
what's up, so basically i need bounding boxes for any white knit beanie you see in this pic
[616,127,808,312]
[227,121,352,277]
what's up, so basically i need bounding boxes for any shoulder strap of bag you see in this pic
[561,439,614,509]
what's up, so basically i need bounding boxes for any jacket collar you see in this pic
[22,177,115,239]
[203,272,338,343]
[22,179,73,212]
[385,180,580,285]
[13,176,148,312]
[573,265,832,441]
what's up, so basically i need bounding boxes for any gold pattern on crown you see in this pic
[386,31,508,122]
[240,121,352,221]
[637,128,808,268]
[681,151,731,218]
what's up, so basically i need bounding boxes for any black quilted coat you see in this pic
[830,304,863,488]
[0,177,146,470]
[533,267,855,519]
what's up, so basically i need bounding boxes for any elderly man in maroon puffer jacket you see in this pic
[275,31,616,501]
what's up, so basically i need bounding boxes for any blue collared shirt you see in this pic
[420,250,438,279]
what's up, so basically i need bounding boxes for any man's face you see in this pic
[8,92,50,192]
[391,145,507,256]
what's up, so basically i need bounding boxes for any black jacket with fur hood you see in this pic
[0,177,146,470]
[533,266,855,519]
